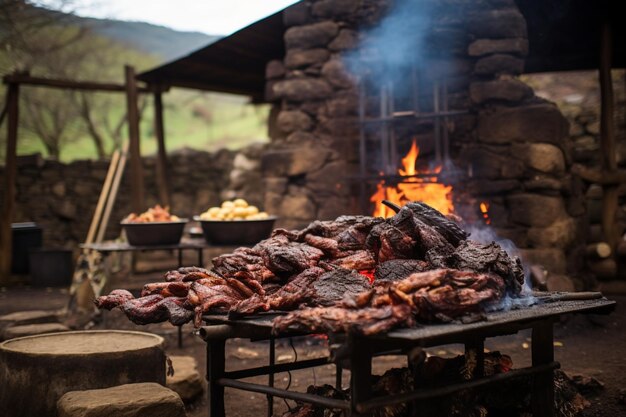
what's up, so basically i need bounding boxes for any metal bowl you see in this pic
[121,220,188,246]
[194,216,277,245]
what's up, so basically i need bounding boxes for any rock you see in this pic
[468,9,527,38]
[546,274,575,292]
[284,21,339,50]
[317,196,351,220]
[569,374,605,395]
[527,217,578,248]
[273,78,333,101]
[233,153,260,171]
[0,310,59,334]
[283,1,311,27]
[57,383,185,417]
[477,104,569,144]
[523,177,564,192]
[50,200,77,220]
[586,120,600,135]
[285,48,330,69]
[329,29,359,51]
[324,92,359,117]
[474,54,525,75]
[52,182,66,197]
[321,59,355,89]
[470,78,533,104]
[519,248,567,274]
[277,110,313,134]
[262,149,294,177]
[307,161,351,195]
[287,145,331,176]
[279,194,316,220]
[462,147,524,179]
[311,0,359,19]
[166,356,204,403]
[507,194,567,227]
[264,178,288,195]
[468,38,529,57]
[514,143,566,174]
[266,60,285,80]
[286,131,318,144]
[2,323,69,340]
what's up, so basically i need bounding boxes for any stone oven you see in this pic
[261,0,584,283]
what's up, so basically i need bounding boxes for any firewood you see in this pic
[585,242,612,260]
[588,258,617,280]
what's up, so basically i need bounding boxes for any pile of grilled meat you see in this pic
[96,202,525,335]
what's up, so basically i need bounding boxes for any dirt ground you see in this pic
[1,255,624,417]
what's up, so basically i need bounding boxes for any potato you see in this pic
[208,207,220,216]
[233,207,247,217]
[233,198,248,208]
[221,201,235,209]
[257,212,269,219]
[246,206,259,216]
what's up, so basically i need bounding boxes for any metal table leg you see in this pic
[198,248,204,267]
[207,339,226,417]
[268,337,275,417]
[336,363,343,390]
[177,325,183,349]
[532,320,555,417]
[178,248,183,267]
[350,336,372,416]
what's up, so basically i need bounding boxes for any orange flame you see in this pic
[480,202,491,225]
[371,139,454,218]
[358,269,376,283]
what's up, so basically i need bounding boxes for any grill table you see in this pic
[199,293,615,417]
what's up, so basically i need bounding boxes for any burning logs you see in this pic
[96,202,527,334]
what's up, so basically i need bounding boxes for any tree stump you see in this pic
[0,330,165,417]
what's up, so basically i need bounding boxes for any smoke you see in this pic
[344,0,444,86]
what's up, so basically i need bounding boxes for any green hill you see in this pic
[77,16,219,61]
[0,4,269,163]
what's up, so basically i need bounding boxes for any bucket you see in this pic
[29,249,73,287]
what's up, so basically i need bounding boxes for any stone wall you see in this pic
[0,145,265,248]
[260,0,587,286]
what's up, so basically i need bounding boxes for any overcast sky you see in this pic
[38,0,299,35]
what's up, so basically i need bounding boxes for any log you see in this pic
[125,65,145,213]
[153,90,170,207]
[2,73,156,93]
[585,242,612,260]
[588,224,605,243]
[599,20,620,250]
[0,330,165,417]
[588,258,617,280]
[0,81,19,283]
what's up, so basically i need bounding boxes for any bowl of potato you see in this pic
[194,199,277,245]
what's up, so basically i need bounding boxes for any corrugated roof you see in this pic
[137,0,624,101]
[137,8,287,102]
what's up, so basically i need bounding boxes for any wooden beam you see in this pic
[2,73,156,93]
[0,82,20,283]
[599,20,620,249]
[125,65,145,213]
[86,149,120,244]
[153,90,170,207]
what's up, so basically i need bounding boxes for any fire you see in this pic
[371,139,454,218]
[358,269,376,283]
[480,202,491,225]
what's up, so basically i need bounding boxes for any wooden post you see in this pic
[124,65,145,213]
[153,89,170,207]
[599,20,620,250]
[0,82,20,283]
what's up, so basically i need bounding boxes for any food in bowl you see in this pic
[199,199,270,221]
[123,205,181,223]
